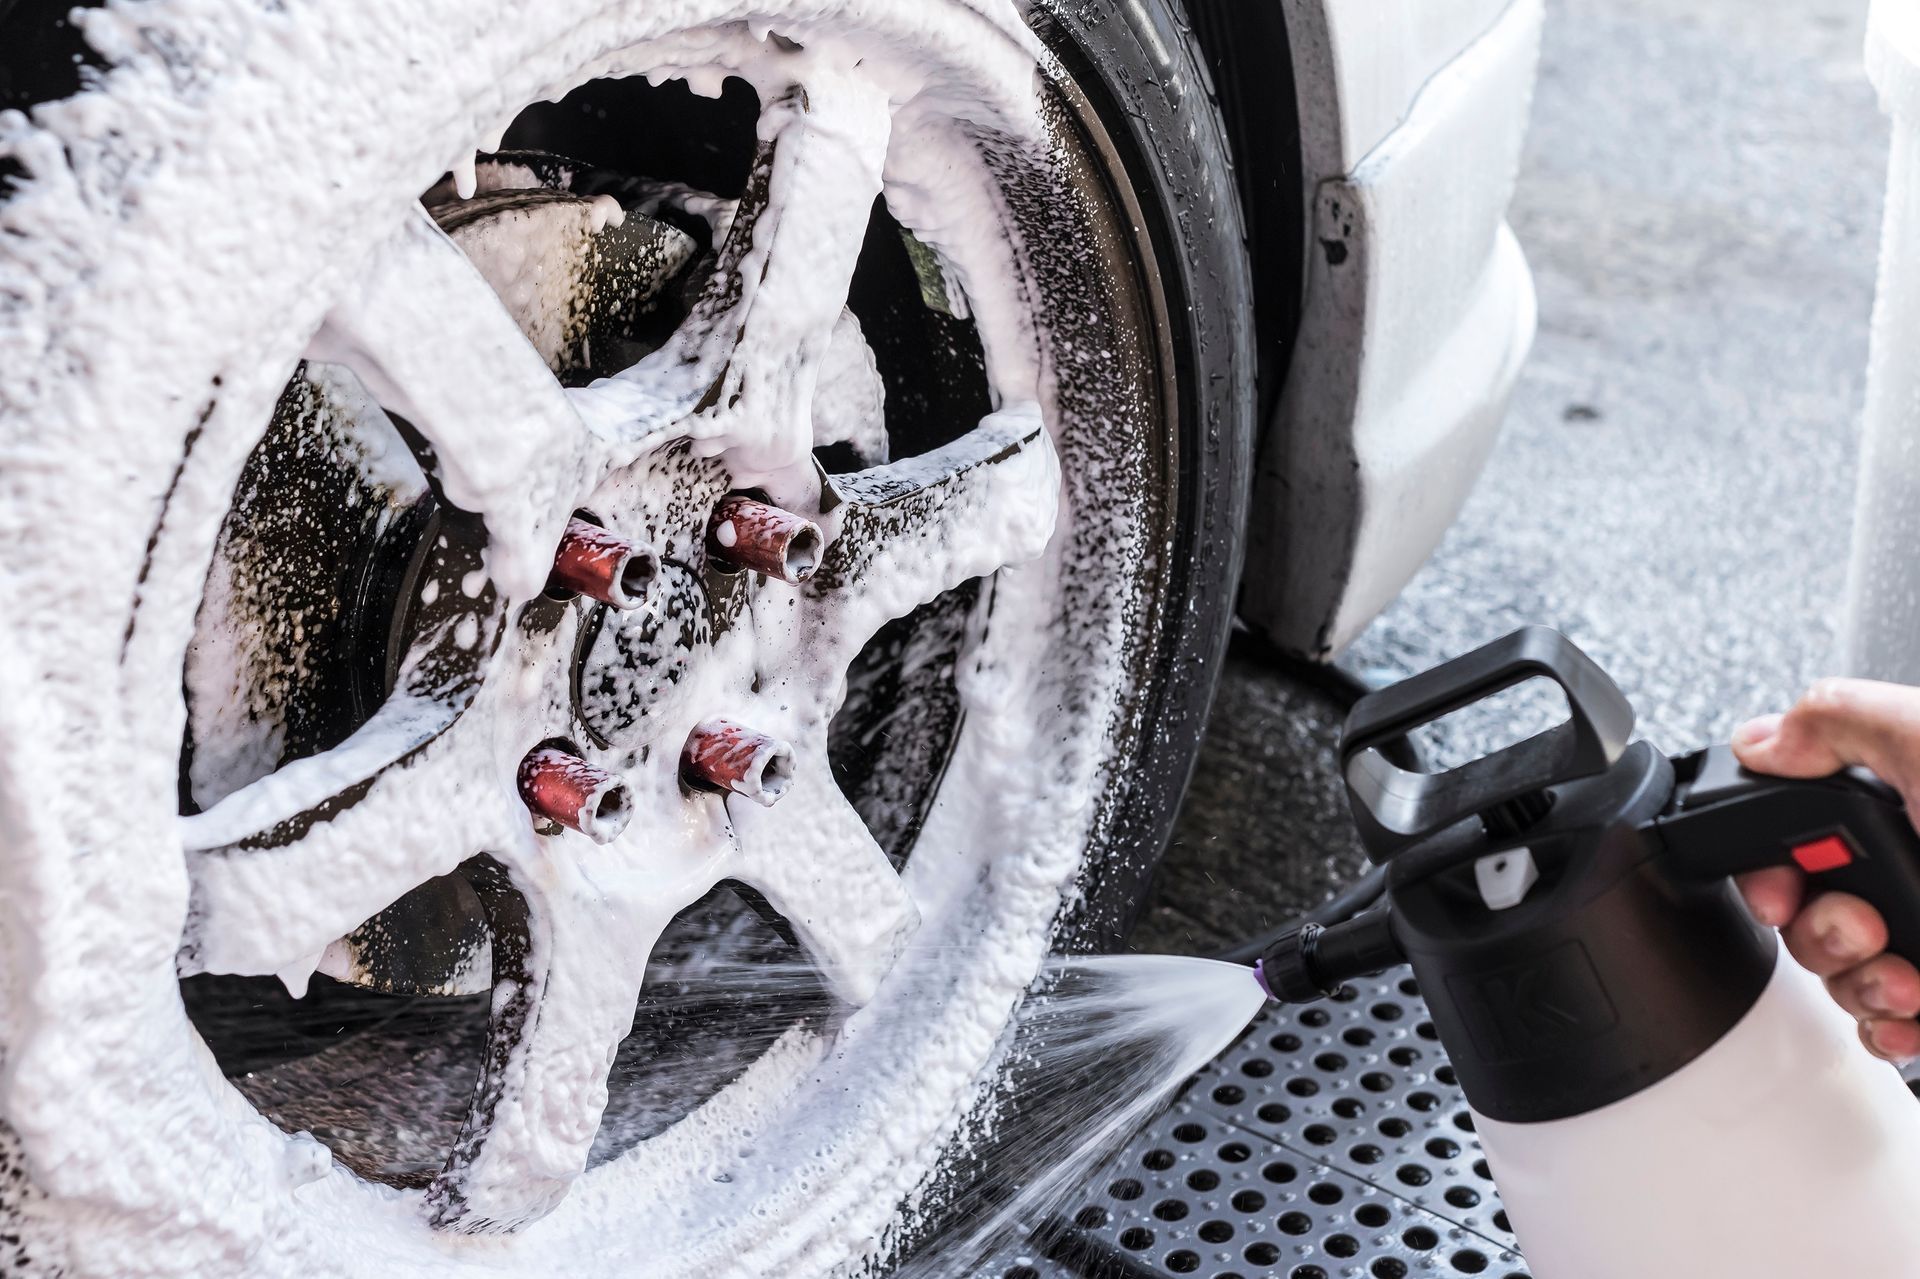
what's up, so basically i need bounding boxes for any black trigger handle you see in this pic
[1656,745,1920,1017]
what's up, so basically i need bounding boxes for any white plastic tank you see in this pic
[1473,949,1920,1279]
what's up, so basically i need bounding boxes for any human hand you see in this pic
[1734,677,1920,1063]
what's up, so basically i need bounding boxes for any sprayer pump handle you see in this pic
[1656,745,1920,1017]
[1341,627,1637,860]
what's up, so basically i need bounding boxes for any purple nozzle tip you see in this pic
[1253,958,1276,1001]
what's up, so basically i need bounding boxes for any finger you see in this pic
[1782,891,1888,979]
[1734,678,1920,800]
[1826,952,1920,1021]
[1736,865,1805,928]
[1862,1018,1920,1064]
[1730,712,1785,759]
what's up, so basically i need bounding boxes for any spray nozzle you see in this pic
[1255,908,1403,1004]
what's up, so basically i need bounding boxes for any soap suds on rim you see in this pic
[0,0,1163,1275]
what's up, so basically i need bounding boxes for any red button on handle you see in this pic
[1791,834,1855,874]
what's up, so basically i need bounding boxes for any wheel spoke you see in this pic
[728,750,920,1005]
[810,309,890,464]
[178,705,515,982]
[808,402,1059,664]
[311,206,596,598]
[427,188,696,379]
[427,854,663,1233]
[573,79,895,478]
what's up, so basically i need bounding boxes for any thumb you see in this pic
[1733,678,1920,801]
[1731,710,1840,777]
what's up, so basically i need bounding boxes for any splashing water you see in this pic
[894,954,1269,1277]
[185,940,1268,1272]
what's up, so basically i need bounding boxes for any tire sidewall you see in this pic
[1034,0,1256,950]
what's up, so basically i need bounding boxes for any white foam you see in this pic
[0,0,1163,1274]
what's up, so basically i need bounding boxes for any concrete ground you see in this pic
[1133,0,1894,954]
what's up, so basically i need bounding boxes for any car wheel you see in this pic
[0,0,1251,1273]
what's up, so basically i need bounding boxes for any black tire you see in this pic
[895,10,1258,1263]
[1033,0,1257,950]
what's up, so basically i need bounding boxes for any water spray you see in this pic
[1254,626,1920,1278]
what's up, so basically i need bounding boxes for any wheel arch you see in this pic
[1193,0,1541,662]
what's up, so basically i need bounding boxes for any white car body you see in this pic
[1238,0,1544,657]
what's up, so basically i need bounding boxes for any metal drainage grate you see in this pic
[985,967,1528,1279]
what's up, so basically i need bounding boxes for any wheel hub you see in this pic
[577,554,717,744]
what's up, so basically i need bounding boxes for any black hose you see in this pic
[1211,863,1389,964]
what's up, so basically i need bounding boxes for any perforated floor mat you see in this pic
[983,966,1530,1279]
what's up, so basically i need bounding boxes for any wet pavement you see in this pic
[1134,0,1894,954]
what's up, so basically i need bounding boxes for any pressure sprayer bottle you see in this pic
[1255,627,1920,1279]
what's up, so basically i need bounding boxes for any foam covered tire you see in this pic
[1033,0,1256,949]
[0,0,1251,1271]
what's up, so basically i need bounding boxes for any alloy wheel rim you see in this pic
[0,3,1185,1271]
